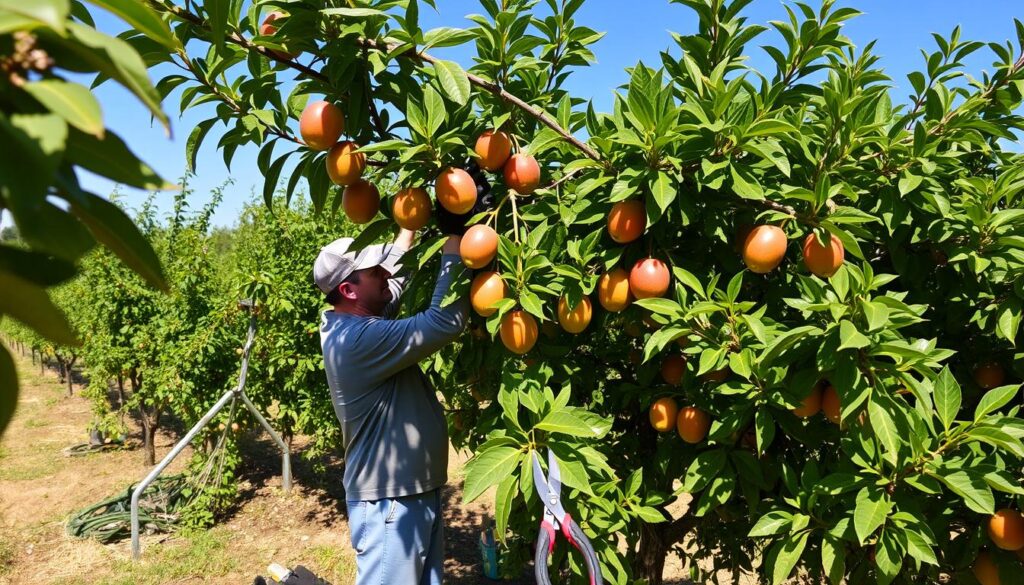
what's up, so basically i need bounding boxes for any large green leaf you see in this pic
[934,469,994,514]
[933,367,961,431]
[85,0,179,49]
[769,531,809,585]
[64,127,171,190]
[493,474,517,545]
[0,0,68,32]
[0,272,78,346]
[462,444,523,503]
[22,79,104,137]
[748,510,794,537]
[433,59,472,106]
[853,487,891,544]
[45,22,169,130]
[535,409,608,438]
[0,344,18,436]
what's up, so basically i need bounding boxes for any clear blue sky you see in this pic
[78,0,1024,227]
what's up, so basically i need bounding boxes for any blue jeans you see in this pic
[346,489,444,585]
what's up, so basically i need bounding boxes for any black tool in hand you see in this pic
[434,159,495,236]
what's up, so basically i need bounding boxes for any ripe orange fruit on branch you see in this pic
[460,224,498,269]
[677,407,710,444]
[259,12,298,59]
[557,296,592,334]
[629,258,670,299]
[326,141,365,186]
[661,355,686,386]
[822,384,841,424]
[299,101,344,151]
[974,363,1006,389]
[973,551,1001,585]
[792,383,823,418]
[469,271,507,317]
[342,180,380,224]
[474,129,513,171]
[503,153,541,194]
[989,509,1024,550]
[607,200,646,244]
[435,167,477,214]
[500,310,538,354]
[598,268,632,312]
[392,187,431,230]
[803,232,845,277]
[742,225,787,273]
[649,397,678,433]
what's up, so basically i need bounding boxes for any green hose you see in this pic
[66,474,188,544]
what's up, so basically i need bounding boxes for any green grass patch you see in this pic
[72,528,241,585]
[307,544,356,583]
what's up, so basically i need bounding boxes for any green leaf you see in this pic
[821,534,846,583]
[861,300,890,333]
[682,449,728,493]
[85,0,179,49]
[0,271,78,346]
[933,367,961,431]
[975,385,1019,420]
[493,474,517,545]
[934,470,994,514]
[55,22,169,130]
[204,0,228,57]
[838,320,870,351]
[0,0,68,31]
[321,7,386,17]
[0,343,16,436]
[748,510,794,537]
[770,531,809,585]
[463,445,523,503]
[186,119,217,173]
[423,85,446,138]
[853,487,891,544]
[730,164,765,199]
[649,171,676,216]
[263,151,293,209]
[433,59,472,106]
[903,528,938,565]
[898,172,923,196]
[61,188,167,292]
[64,127,170,190]
[22,80,104,137]
[745,118,797,137]
[868,399,900,465]
[422,26,476,50]
[535,409,608,438]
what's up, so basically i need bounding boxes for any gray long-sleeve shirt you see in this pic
[320,250,468,501]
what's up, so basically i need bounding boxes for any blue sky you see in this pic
[78,0,1024,227]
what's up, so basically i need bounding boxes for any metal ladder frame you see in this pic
[131,300,292,559]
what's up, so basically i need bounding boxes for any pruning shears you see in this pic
[532,449,603,585]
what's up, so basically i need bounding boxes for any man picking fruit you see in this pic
[313,164,491,585]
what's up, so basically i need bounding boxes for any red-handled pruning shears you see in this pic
[532,449,603,585]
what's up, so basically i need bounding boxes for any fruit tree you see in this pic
[129,0,1024,583]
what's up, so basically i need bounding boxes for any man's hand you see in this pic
[434,160,495,236]
[394,228,415,251]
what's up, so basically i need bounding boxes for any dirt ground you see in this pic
[0,350,709,585]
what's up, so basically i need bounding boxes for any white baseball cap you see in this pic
[312,238,389,294]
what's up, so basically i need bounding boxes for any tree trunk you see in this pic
[65,356,76,396]
[40,355,44,375]
[116,374,125,409]
[635,522,670,585]
[130,369,159,466]
[30,349,36,365]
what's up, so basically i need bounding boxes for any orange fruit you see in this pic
[474,130,513,171]
[326,141,365,186]
[792,384,823,418]
[598,268,632,312]
[392,187,431,230]
[460,224,499,269]
[742,225,788,273]
[299,100,345,151]
[661,355,686,386]
[989,509,1024,551]
[503,153,541,194]
[557,296,592,334]
[677,407,711,444]
[341,180,380,224]
[469,271,507,317]
[802,233,845,277]
[435,167,477,214]
[822,385,841,424]
[607,200,646,244]
[500,310,538,354]
[974,363,1006,389]
[259,11,298,59]
[649,397,678,433]
[629,258,670,299]
[973,551,1001,585]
